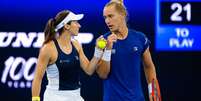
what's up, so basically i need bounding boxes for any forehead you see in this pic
[103,5,117,16]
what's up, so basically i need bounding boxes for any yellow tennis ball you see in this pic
[97,39,107,49]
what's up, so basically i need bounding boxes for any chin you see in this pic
[110,29,118,33]
[109,28,114,32]
[72,32,78,36]
[74,33,78,36]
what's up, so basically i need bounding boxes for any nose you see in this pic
[77,23,81,28]
[105,18,110,25]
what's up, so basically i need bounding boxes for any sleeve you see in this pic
[142,33,151,53]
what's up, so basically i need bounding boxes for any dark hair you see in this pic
[105,0,128,18]
[43,10,70,45]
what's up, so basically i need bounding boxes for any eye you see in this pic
[108,14,113,18]
[103,16,107,19]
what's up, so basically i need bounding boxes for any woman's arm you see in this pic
[72,40,103,75]
[32,45,51,98]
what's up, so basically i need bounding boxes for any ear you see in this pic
[64,24,70,30]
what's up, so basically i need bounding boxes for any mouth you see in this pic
[108,25,113,29]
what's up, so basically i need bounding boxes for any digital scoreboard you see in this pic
[156,0,201,51]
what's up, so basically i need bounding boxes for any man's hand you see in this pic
[148,79,162,101]
[106,33,117,49]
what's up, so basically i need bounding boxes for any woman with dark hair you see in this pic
[32,10,103,101]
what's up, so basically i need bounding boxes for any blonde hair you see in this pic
[111,0,124,5]
[105,0,127,17]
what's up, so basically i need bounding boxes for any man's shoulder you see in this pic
[129,29,146,38]
[102,29,147,39]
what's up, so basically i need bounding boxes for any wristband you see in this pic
[94,47,103,58]
[102,49,112,61]
[32,96,40,101]
[148,83,152,94]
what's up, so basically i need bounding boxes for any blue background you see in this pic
[0,0,200,101]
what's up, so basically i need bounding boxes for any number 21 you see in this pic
[170,3,191,22]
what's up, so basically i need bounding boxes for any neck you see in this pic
[58,32,71,46]
[114,24,128,40]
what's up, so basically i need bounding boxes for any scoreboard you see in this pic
[156,0,201,51]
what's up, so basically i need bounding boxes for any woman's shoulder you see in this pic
[41,40,56,53]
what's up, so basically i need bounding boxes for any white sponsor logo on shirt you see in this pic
[133,46,138,52]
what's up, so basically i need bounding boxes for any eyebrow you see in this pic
[103,14,113,18]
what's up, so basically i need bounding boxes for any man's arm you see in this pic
[96,34,117,79]
[142,47,161,101]
[96,55,111,79]
[142,47,157,83]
